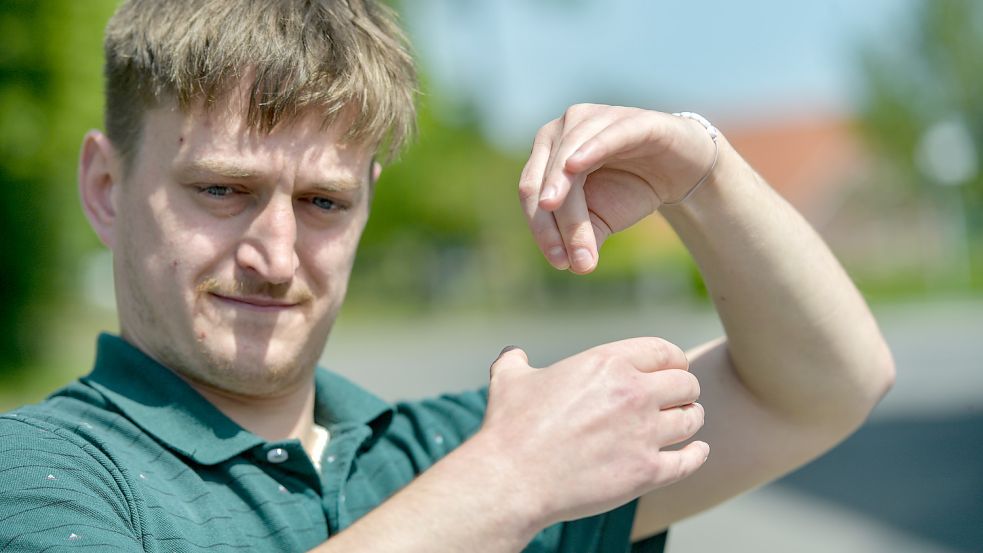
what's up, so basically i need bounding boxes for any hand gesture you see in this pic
[518,104,718,273]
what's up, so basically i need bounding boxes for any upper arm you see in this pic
[0,417,144,551]
[630,338,858,541]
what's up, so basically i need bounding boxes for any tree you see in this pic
[859,0,983,282]
[0,0,115,374]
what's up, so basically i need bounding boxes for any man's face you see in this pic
[111,99,373,397]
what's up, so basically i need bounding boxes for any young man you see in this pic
[0,1,894,551]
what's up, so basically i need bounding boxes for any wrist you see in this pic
[658,137,751,216]
[446,430,549,542]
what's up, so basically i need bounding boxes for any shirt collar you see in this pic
[313,364,394,437]
[82,333,393,465]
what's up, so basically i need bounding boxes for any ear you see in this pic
[78,130,123,250]
[371,160,383,184]
[366,159,383,200]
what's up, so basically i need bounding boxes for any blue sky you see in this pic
[402,0,919,150]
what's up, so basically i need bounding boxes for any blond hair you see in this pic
[103,0,417,167]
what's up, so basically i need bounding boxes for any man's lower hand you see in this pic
[474,337,708,528]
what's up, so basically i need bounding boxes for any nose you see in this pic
[235,195,299,284]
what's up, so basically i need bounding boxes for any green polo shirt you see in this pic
[0,333,663,552]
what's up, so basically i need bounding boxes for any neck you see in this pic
[184,376,320,455]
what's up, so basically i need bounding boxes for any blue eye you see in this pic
[311,197,337,211]
[201,185,235,197]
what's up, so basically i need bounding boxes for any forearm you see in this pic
[660,138,894,425]
[310,434,539,553]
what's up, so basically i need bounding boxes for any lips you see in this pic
[209,293,301,311]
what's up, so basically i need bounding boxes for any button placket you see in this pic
[320,424,372,533]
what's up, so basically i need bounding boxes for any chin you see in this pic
[190,333,316,397]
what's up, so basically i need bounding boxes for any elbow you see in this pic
[842,338,896,428]
[868,339,896,407]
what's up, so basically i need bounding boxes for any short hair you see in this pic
[103,0,418,169]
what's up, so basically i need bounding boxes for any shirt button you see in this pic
[266,448,289,464]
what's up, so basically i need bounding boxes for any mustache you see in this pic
[195,277,314,303]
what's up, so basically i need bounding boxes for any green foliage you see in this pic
[859,0,983,238]
[349,94,541,308]
[0,0,116,373]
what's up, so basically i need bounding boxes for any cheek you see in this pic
[304,225,363,289]
[146,191,235,282]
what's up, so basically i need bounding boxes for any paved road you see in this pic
[323,297,983,552]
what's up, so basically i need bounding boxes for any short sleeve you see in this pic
[0,416,144,552]
[390,387,489,464]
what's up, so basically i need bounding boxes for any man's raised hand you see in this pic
[518,104,717,273]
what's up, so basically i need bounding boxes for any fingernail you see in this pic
[499,345,519,356]
[547,246,569,269]
[572,248,593,271]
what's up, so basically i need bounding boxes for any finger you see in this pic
[518,122,557,205]
[653,402,705,447]
[519,126,569,270]
[531,210,569,270]
[551,179,598,274]
[593,337,689,374]
[565,111,667,175]
[648,440,710,489]
[539,111,611,211]
[489,345,530,379]
[646,369,701,409]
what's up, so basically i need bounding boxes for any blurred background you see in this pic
[1,0,980,551]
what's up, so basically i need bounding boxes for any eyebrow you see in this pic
[174,158,365,192]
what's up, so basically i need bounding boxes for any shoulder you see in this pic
[0,404,144,549]
[0,407,135,509]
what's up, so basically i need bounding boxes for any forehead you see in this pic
[136,98,373,184]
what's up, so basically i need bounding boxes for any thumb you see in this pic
[489,345,530,379]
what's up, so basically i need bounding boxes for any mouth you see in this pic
[209,293,302,312]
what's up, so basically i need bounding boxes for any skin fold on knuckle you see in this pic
[531,222,559,245]
[684,404,705,438]
[518,180,540,202]
[559,220,595,246]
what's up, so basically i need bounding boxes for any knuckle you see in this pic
[693,403,706,428]
[535,122,557,143]
[560,221,593,243]
[518,181,539,202]
[562,105,579,121]
[563,103,593,121]
[608,373,646,411]
[685,408,704,436]
[530,221,554,240]
[649,337,680,366]
[685,372,701,400]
